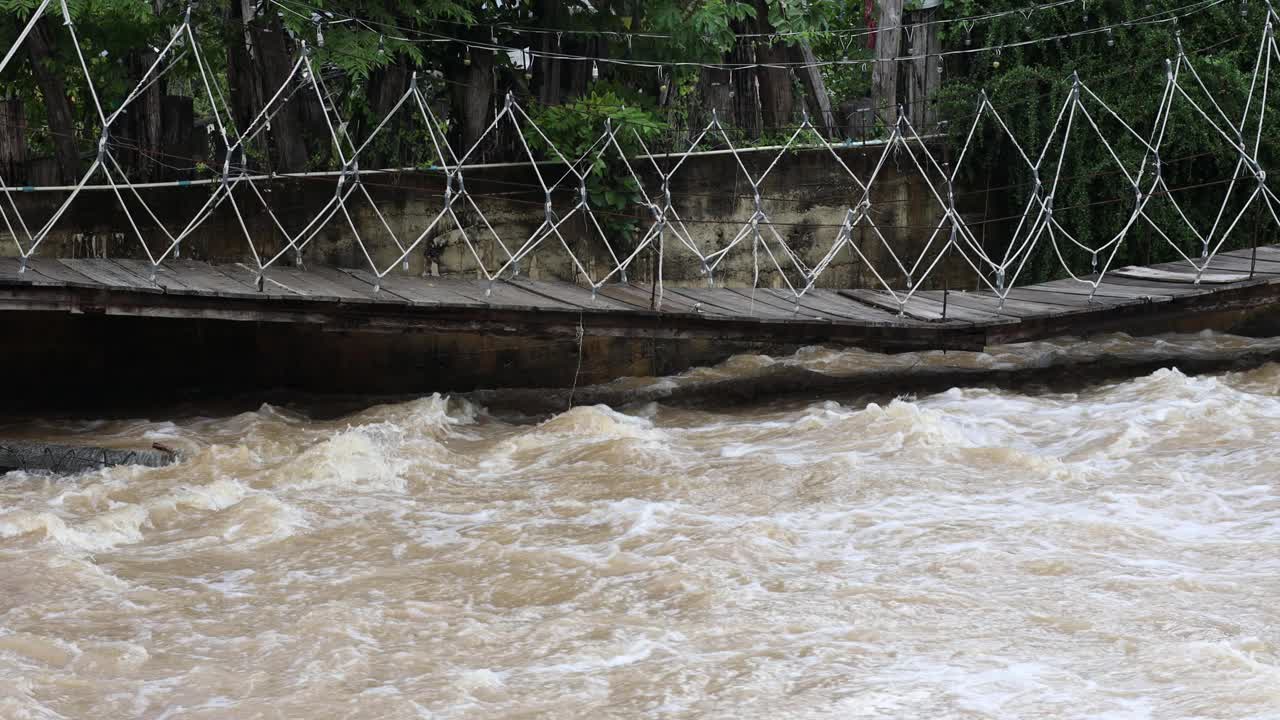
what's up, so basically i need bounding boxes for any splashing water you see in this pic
[1,337,1279,719]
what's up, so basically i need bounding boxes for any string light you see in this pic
[269,0,1230,75]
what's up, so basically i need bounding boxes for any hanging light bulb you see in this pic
[377,34,385,55]
[591,60,599,81]
[463,48,472,67]
[1106,27,1115,46]
[1241,0,1249,16]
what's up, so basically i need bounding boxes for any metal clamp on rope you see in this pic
[336,158,359,189]
[221,153,232,191]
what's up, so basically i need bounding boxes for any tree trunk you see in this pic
[26,19,80,184]
[535,0,563,106]
[160,95,197,179]
[753,3,794,135]
[363,62,410,167]
[119,49,163,180]
[224,0,263,143]
[450,50,495,157]
[225,0,308,173]
[905,8,941,132]
[793,43,836,138]
[730,20,760,139]
[872,0,904,129]
[697,67,732,130]
[0,99,26,183]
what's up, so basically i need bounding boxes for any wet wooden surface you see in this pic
[2,246,1280,351]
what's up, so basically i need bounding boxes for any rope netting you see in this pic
[2,0,1279,314]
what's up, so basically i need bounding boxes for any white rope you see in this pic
[1,3,1277,318]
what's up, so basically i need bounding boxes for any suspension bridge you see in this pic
[2,1,1280,404]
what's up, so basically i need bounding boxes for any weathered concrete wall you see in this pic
[5,144,970,290]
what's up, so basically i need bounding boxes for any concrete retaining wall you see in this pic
[5,144,985,290]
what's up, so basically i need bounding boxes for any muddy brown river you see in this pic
[2,333,1279,718]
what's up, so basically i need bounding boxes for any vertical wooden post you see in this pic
[0,99,26,184]
[872,0,904,130]
[906,7,942,131]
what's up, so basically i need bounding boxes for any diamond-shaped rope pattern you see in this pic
[2,4,1278,314]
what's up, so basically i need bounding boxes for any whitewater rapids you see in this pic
[1,333,1279,718]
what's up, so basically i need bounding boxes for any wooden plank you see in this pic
[934,290,1079,319]
[912,290,1023,324]
[1031,278,1173,301]
[1096,274,1220,296]
[256,266,368,302]
[341,269,477,307]
[507,279,640,314]
[60,259,161,293]
[984,288,1121,308]
[421,276,581,312]
[206,262,306,298]
[1212,248,1280,270]
[162,260,273,299]
[839,288,946,322]
[666,286,800,320]
[726,288,840,322]
[303,266,406,304]
[109,258,219,296]
[1228,245,1280,265]
[22,258,99,288]
[1178,254,1280,276]
[781,288,916,325]
[1111,265,1250,285]
[599,284,709,316]
[0,257,31,285]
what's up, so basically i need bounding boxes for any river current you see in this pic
[2,333,1279,719]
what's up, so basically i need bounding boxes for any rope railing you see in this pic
[0,2,1278,315]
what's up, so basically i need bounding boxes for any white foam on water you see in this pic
[3,339,1280,718]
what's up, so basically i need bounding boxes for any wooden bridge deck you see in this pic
[4,246,1280,352]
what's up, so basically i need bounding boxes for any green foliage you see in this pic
[526,91,668,245]
[935,0,1274,282]
[644,1,757,59]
